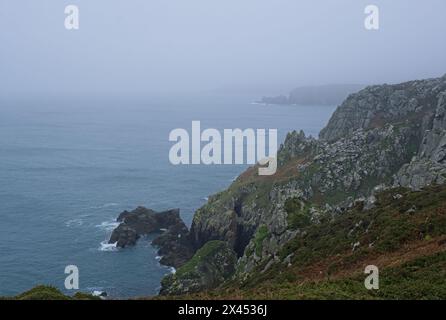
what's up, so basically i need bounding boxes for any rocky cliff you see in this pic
[160,74,446,295]
[320,75,446,190]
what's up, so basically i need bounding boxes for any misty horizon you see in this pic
[1,0,446,98]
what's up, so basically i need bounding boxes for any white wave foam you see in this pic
[169,267,176,274]
[92,290,107,298]
[96,220,120,232]
[65,219,84,228]
[99,241,118,252]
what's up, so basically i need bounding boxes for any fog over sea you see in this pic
[0,94,336,298]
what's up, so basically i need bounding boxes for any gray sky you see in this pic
[1,0,446,97]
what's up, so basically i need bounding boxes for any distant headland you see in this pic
[257,84,365,106]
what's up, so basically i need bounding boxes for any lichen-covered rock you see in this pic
[320,75,446,141]
[394,91,446,189]
[159,241,237,295]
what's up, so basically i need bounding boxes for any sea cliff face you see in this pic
[319,75,446,190]
[160,75,446,296]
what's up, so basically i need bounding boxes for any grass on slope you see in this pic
[0,285,100,300]
[173,185,446,300]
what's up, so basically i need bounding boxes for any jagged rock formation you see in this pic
[109,207,194,268]
[394,91,446,189]
[319,75,446,190]
[159,74,446,295]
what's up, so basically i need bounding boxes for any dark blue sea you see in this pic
[0,94,335,298]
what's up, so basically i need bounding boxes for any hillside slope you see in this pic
[160,74,446,298]
[178,185,446,299]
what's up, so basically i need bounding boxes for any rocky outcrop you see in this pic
[160,241,237,295]
[320,76,446,141]
[152,221,195,268]
[319,75,446,190]
[111,207,184,241]
[394,91,446,189]
[109,207,194,268]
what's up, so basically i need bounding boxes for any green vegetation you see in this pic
[176,250,446,300]
[254,251,446,300]
[1,285,100,300]
[73,292,102,300]
[284,197,312,229]
[253,225,269,256]
[278,185,446,264]
[175,240,227,276]
[15,286,70,300]
[179,185,446,300]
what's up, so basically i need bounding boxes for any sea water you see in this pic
[0,94,335,298]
